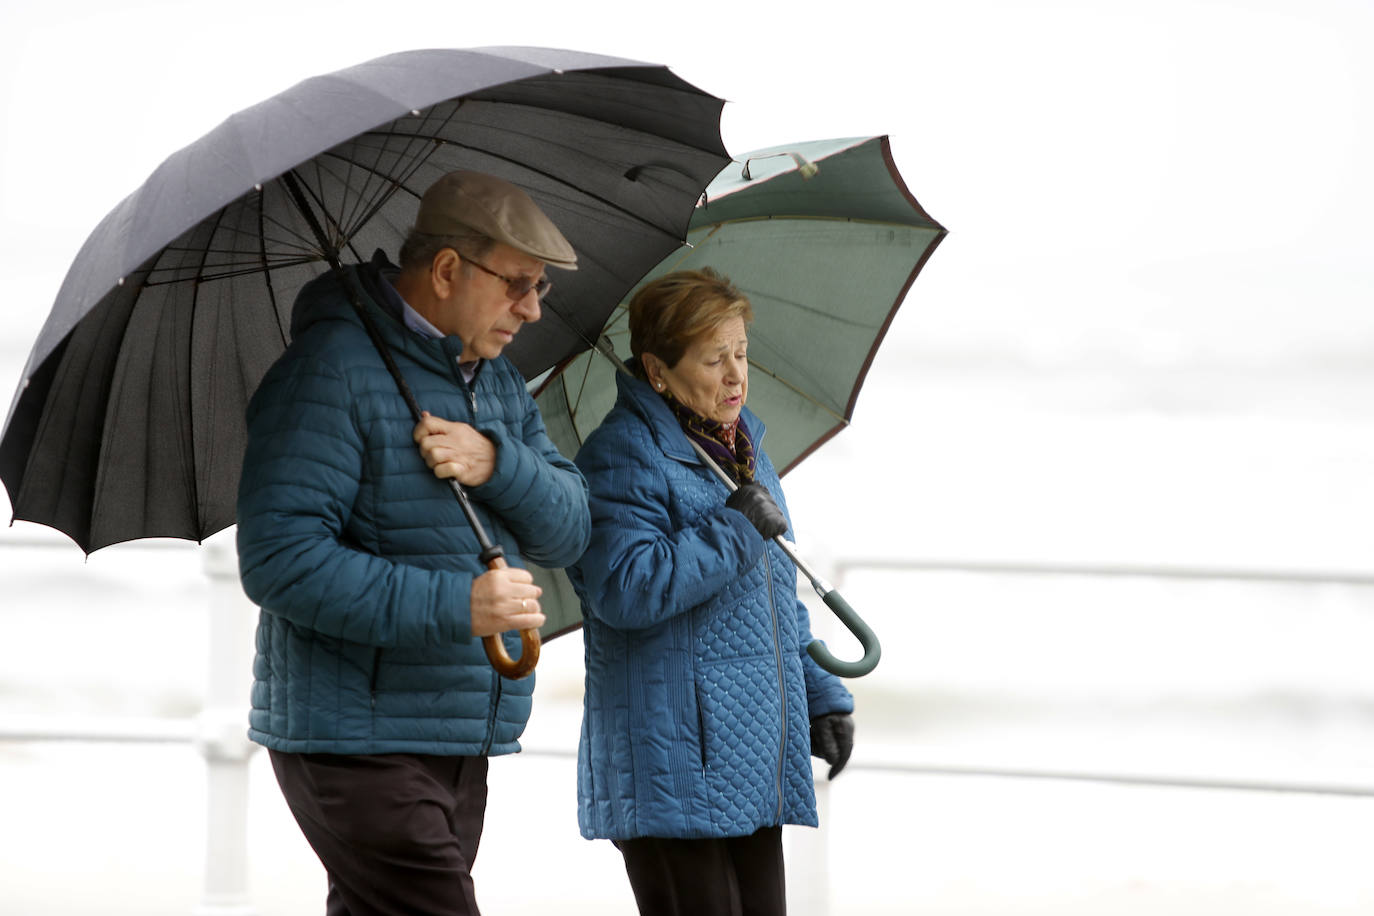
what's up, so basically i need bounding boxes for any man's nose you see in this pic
[513,290,541,323]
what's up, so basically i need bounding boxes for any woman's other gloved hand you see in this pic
[810,712,855,780]
[725,483,788,539]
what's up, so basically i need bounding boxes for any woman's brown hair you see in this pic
[627,268,753,378]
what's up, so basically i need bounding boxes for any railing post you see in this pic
[788,542,841,916]
[194,537,259,916]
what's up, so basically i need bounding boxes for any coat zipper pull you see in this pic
[455,356,478,416]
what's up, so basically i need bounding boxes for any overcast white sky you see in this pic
[3,0,1371,368]
[2,0,1373,564]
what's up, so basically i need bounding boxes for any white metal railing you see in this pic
[5,540,1374,915]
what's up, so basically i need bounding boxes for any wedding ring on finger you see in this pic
[521,598,530,611]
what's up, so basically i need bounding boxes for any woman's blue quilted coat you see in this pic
[236,259,589,755]
[569,372,853,839]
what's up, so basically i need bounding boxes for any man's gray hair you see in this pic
[398,227,495,272]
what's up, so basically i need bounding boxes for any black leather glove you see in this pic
[810,712,854,780]
[725,482,788,539]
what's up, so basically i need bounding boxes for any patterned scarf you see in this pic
[662,391,757,484]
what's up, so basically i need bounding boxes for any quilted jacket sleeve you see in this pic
[470,365,590,568]
[573,419,766,632]
[236,354,475,648]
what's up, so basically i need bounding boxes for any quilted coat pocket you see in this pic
[696,656,785,834]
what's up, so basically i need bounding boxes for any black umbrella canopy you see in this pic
[0,46,728,553]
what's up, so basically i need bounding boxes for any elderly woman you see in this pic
[568,268,856,915]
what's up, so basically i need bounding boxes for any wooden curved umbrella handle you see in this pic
[479,555,541,679]
[483,629,540,679]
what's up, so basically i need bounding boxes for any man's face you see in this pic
[441,242,546,361]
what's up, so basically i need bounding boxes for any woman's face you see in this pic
[650,316,749,425]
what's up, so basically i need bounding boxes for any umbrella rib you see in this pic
[741,291,878,329]
[181,202,242,537]
[289,162,351,257]
[139,212,323,288]
[567,347,598,423]
[257,191,288,348]
[302,101,465,259]
[353,101,462,232]
[345,103,463,234]
[320,139,404,250]
[697,214,940,231]
[250,206,329,253]
[746,359,848,424]
[141,256,325,287]
[156,237,313,259]
[318,144,441,255]
[362,129,694,245]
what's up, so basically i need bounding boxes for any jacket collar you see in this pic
[614,370,766,465]
[292,251,469,379]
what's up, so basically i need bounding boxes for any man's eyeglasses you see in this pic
[462,255,553,301]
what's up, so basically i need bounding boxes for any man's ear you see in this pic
[431,248,462,298]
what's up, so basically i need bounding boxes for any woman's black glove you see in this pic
[725,483,788,539]
[810,712,855,780]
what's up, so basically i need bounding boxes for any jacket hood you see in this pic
[289,251,464,377]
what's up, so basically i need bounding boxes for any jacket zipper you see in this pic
[369,648,382,709]
[456,357,479,418]
[763,549,787,822]
[480,668,503,754]
[696,683,709,773]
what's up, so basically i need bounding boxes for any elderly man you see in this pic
[236,171,591,915]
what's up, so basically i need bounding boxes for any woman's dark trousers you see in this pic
[615,825,787,916]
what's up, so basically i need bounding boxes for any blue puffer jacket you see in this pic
[569,372,853,840]
[236,256,590,756]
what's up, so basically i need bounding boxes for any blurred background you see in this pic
[3,0,1373,913]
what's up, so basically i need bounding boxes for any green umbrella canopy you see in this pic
[532,135,946,638]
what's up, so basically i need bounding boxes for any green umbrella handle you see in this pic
[808,588,882,678]
[680,436,882,678]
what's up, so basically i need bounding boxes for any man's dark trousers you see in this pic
[270,750,489,915]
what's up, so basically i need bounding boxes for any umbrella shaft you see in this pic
[682,437,831,596]
[281,170,501,561]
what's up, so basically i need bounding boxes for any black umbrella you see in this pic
[0,46,728,559]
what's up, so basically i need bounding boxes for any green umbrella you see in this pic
[530,136,946,674]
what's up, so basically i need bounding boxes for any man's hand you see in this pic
[414,411,496,487]
[470,566,545,637]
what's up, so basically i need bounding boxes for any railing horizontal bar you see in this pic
[834,558,1374,587]
[507,747,1374,799]
[852,761,1374,798]
[0,716,194,744]
[5,726,1369,798]
[6,534,1372,586]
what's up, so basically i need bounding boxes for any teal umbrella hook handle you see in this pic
[683,436,882,678]
[809,587,882,678]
